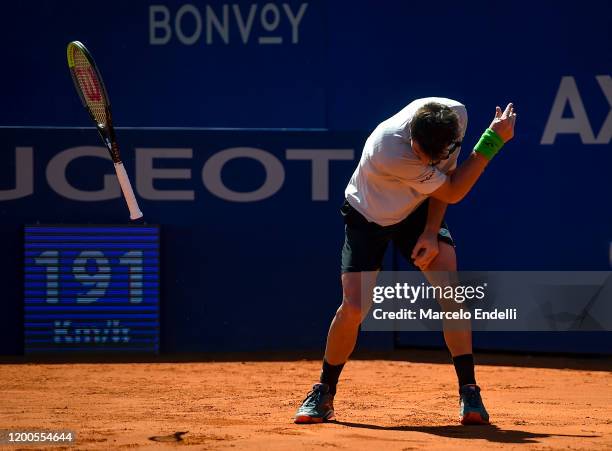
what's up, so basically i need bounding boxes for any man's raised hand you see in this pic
[489,103,517,143]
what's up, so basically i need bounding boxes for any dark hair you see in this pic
[409,102,460,161]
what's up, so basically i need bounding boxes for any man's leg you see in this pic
[324,272,377,365]
[295,201,389,424]
[294,272,379,424]
[423,242,472,358]
[318,272,377,397]
[424,242,489,425]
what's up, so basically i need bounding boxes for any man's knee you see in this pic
[339,272,374,324]
[336,298,363,325]
[427,242,457,272]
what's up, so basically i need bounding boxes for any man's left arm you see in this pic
[411,170,454,269]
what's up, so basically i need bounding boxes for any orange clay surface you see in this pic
[1,350,611,450]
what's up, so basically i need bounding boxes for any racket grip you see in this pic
[114,162,143,220]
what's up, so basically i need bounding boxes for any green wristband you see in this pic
[474,128,504,160]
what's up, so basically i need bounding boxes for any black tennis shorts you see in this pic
[340,199,455,273]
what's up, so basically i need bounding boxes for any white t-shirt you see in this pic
[345,97,468,226]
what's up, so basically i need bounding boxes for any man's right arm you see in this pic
[430,103,517,204]
[430,152,489,204]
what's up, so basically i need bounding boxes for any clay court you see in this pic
[2,351,611,450]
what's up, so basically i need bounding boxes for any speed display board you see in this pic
[24,225,159,353]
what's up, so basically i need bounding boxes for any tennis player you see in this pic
[294,98,517,425]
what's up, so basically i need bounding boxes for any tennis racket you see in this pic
[66,40,143,220]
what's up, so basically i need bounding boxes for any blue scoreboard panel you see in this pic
[24,225,159,353]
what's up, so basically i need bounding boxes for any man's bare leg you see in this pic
[423,242,472,357]
[423,242,489,424]
[294,271,377,423]
[324,271,377,365]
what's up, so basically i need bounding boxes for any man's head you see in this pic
[409,102,460,164]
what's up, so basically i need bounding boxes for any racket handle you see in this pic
[114,162,143,220]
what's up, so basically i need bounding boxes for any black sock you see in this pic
[320,359,344,396]
[452,354,476,388]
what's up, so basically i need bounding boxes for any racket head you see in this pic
[66,41,111,128]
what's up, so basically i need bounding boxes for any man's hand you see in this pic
[489,103,517,143]
[411,231,439,270]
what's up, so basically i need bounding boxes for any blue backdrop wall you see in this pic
[2,1,610,132]
[1,0,611,354]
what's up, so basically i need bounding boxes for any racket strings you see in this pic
[71,48,107,126]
